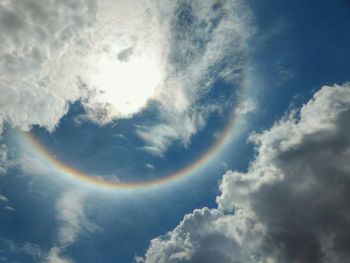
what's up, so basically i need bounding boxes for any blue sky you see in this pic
[0,1,350,263]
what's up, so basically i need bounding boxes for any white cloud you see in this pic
[75,0,254,156]
[78,0,169,121]
[235,99,257,115]
[45,247,73,263]
[134,0,254,155]
[0,0,97,133]
[0,194,8,202]
[45,191,99,263]
[55,192,87,246]
[4,205,15,211]
[136,124,183,157]
[0,0,254,155]
[140,82,350,263]
[0,238,44,262]
[0,191,96,263]
[146,163,155,170]
[136,208,263,263]
[0,144,12,205]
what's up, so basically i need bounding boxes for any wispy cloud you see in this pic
[235,98,257,115]
[45,247,73,263]
[0,238,44,262]
[0,194,8,202]
[45,191,100,263]
[134,0,255,155]
[0,190,98,263]
[4,205,15,212]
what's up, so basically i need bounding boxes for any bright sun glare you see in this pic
[91,53,164,117]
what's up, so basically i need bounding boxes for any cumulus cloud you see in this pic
[136,207,263,263]
[0,0,97,133]
[139,82,350,263]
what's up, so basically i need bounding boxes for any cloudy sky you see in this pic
[0,0,350,262]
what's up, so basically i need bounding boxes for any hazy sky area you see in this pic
[0,0,350,262]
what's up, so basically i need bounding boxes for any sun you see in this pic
[89,52,164,118]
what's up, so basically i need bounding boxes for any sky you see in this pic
[0,0,350,262]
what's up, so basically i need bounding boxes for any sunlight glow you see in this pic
[91,53,164,117]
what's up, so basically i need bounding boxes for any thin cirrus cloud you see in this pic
[46,191,99,263]
[0,0,254,156]
[133,0,254,155]
[0,191,95,263]
[138,82,350,263]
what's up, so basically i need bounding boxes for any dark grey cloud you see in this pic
[140,83,350,263]
[220,82,350,263]
[117,47,134,62]
[244,84,350,263]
